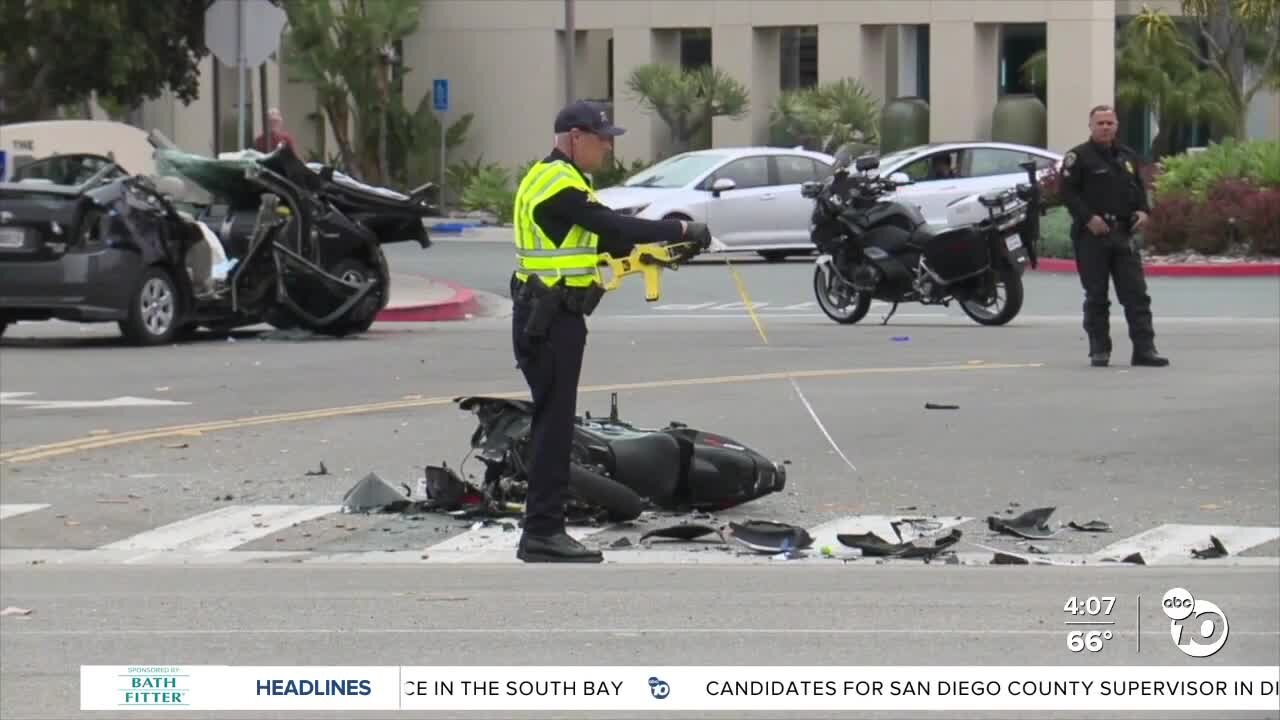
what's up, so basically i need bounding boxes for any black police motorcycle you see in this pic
[802,148,1045,326]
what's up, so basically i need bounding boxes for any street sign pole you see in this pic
[434,79,449,214]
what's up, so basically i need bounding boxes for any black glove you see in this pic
[684,221,712,251]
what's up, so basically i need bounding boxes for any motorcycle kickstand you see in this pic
[880,302,899,325]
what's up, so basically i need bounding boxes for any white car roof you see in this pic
[678,146,837,162]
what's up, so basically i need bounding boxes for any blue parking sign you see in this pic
[433,79,449,112]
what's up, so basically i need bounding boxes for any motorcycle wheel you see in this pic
[569,464,645,522]
[813,263,871,324]
[959,263,1024,326]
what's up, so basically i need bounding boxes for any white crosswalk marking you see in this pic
[1,503,1277,567]
[97,505,342,563]
[0,504,51,520]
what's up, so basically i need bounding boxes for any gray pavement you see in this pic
[1,235,1278,718]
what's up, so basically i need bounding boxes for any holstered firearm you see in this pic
[597,241,701,302]
[518,274,562,341]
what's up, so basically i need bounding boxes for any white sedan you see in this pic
[868,141,1063,228]
[594,146,836,261]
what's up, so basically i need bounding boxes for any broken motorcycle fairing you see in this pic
[154,143,435,336]
[456,394,787,521]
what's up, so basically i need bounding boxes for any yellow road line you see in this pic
[0,361,1042,464]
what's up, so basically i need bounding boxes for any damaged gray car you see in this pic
[0,138,435,344]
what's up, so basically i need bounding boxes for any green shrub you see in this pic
[1154,139,1280,199]
[461,165,515,223]
[1037,206,1074,259]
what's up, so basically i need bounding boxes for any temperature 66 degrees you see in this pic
[1064,596,1117,653]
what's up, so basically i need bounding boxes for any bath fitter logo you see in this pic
[118,666,190,707]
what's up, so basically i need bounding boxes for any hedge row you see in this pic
[1038,139,1280,258]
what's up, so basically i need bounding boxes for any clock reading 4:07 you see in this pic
[1064,596,1117,615]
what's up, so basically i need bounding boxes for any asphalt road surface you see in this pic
[2,234,1278,719]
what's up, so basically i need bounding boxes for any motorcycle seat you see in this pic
[608,433,681,502]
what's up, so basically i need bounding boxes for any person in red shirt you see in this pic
[253,108,296,152]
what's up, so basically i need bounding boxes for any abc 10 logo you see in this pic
[1162,587,1229,658]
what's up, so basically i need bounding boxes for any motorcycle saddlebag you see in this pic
[922,226,990,284]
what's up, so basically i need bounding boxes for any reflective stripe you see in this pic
[512,158,601,287]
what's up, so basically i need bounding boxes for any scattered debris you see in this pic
[609,537,633,549]
[639,524,724,544]
[837,528,962,561]
[1121,552,1146,565]
[0,607,33,617]
[164,442,189,449]
[1068,520,1112,533]
[304,462,329,477]
[987,507,1058,540]
[891,336,910,342]
[924,402,959,410]
[1192,535,1229,559]
[1026,544,1049,554]
[729,520,812,554]
[341,473,410,513]
[991,552,1029,565]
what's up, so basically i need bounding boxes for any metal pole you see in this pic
[236,0,246,149]
[439,111,446,214]
[565,0,576,104]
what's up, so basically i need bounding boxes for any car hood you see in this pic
[593,186,675,210]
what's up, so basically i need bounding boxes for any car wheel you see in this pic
[119,266,183,345]
[758,251,789,262]
[318,257,382,337]
[0,322,7,339]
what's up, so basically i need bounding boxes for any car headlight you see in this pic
[615,204,648,216]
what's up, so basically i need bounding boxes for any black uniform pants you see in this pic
[511,295,587,537]
[1071,228,1155,354]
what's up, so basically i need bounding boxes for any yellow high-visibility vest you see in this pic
[512,159,601,288]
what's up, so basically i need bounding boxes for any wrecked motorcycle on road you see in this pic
[423,394,789,522]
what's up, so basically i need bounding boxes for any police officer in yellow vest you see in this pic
[510,100,711,562]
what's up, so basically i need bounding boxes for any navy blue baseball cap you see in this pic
[554,100,626,136]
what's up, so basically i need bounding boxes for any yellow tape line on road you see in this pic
[0,361,1042,465]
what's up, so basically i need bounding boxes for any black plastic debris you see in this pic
[987,506,1058,540]
[304,461,329,477]
[1068,520,1112,533]
[925,402,959,410]
[610,537,633,548]
[991,551,1030,565]
[837,528,962,561]
[342,472,410,513]
[1192,535,1229,559]
[423,463,472,510]
[639,524,725,544]
[729,520,813,554]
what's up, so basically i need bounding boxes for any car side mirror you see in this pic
[800,181,822,198]
[888,172,911,186]
[711,177,736,196]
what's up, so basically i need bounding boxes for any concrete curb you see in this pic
[1033,257,1280,277]
[375,279,480,322]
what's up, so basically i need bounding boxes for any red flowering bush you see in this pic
[1239,189,1280,255]
[1144,191,1198,253]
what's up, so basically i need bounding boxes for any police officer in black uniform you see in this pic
[1059,104,1169,368]
[509,100,711,563]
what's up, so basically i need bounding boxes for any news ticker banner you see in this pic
[82,665,1280,712]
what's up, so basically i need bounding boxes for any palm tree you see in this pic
[625,63,749,152]
[768,78,880,154]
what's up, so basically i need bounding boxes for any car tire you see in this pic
[317,257,382,337]
[758,251,789,262]
[119,265,183,346]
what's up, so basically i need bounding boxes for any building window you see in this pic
[780,27,818,91]
[682,29,711,69]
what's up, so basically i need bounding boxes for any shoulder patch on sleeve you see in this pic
[1063,151,1077,168]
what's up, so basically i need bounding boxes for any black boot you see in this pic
[1088,335,1111,367]
[517,531,603,563]
[1132,347,1169,367]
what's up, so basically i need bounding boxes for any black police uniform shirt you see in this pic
[530,148,684,257]
[1058,140,1150,231]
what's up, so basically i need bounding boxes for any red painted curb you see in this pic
[375,279,480,322]
[1033,257,1280,277]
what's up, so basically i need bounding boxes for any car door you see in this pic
[771,154,832,246]
[885,149,977,226]
[961,147,1043,198]
[698,154,774,247]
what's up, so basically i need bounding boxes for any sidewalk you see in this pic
[376,273,481,322]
